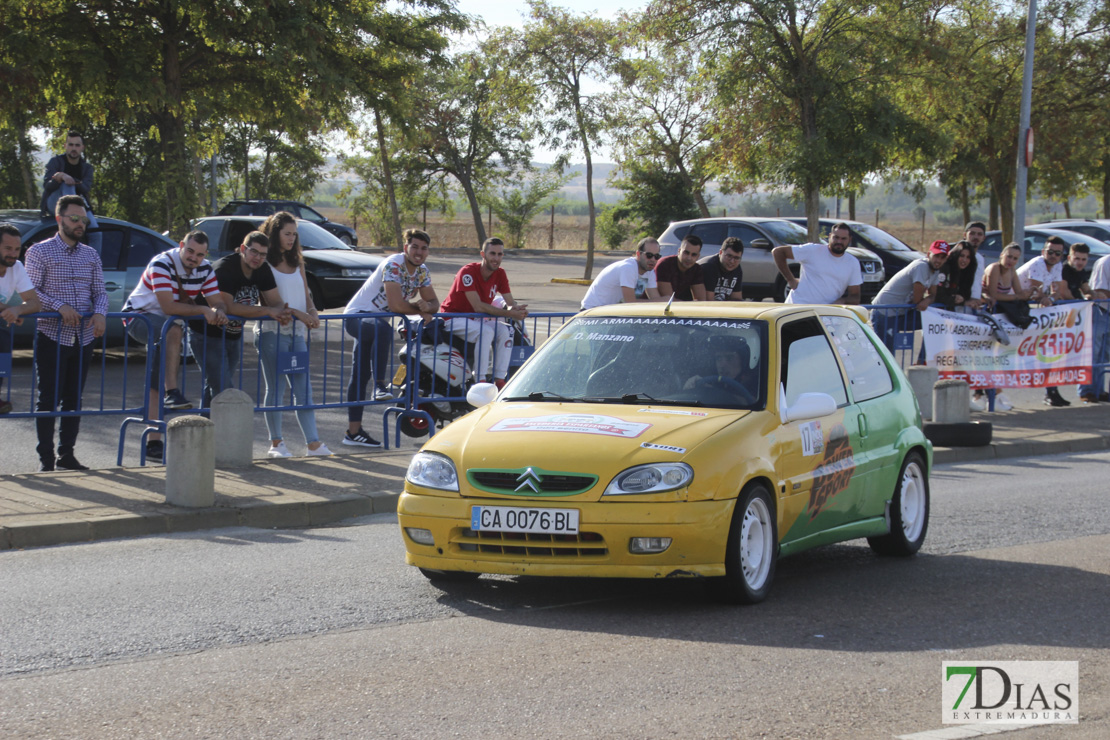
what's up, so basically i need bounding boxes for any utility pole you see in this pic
[1013,0,1038,247]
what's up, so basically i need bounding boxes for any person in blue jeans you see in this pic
[342,229,439,448]
[254,212,332,458]
[870,240,948,364]
[1079,254,1110,403]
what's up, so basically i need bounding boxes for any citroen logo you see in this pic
[515,467,543,492]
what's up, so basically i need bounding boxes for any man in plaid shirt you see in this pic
[123,231,229,462]
[24,194,108,471]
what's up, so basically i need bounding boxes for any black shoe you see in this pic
[342,428,382,448]
[145,439,165,462]
[39,459,55,472]
[0,399,12,415]
[56,454,89,471]
[163,389,193,410]
[1100,392,1110,403]
[1043,389,1071,407]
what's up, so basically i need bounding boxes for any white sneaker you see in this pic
[995,393,1013,411]
[267,442,293,458]
[373,386,394,401]
[306,443,333,456]
[969,394,986,412]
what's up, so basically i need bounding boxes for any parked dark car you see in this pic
[218,200,359,245]
[191,215,382,310]
[783,218,921,277]
[3,208,179,344]
[657,217,886,303]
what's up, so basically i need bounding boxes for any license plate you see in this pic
[863,272,884,282]
[471,506,580,535]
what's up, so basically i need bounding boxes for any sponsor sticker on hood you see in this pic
[489,414,651,438]
[636,408,709,417]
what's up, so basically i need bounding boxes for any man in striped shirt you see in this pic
[24,195,108,471]
[123,231,229,461]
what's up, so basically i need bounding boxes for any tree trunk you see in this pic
[374,108,403,249]
[1103,161,1110,218]
[16,115,37,209]
[583,150,596,279]
[459,175,487,247]
[676,161,710,218]
[988,189,999,232]
[805,184,821,240]
[847,190,856,221]
[1063,200,1071,218]
[158,27,194,236]
[960,181,971,226]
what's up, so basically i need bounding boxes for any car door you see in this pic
[727,222,776,296]
[818,313,898,519]
[773,314,866,549]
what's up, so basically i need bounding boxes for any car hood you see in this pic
[301,250,380,268]
[846,246,880,262]
[427,401,749,499]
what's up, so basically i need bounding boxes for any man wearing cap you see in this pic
[870,240,949,359]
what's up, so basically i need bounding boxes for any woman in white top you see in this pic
[254,212,331,457]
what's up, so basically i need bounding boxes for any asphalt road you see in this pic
[2,451,1107,738]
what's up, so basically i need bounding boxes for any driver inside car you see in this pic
[684,338,756,402]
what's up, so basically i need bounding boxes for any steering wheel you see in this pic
[695,374,756,405]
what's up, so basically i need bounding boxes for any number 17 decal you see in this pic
[800,420,823,457]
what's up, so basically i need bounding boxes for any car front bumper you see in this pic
[398,492,737,578]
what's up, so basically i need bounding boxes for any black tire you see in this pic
[923,421,992,448]
[307,275,326,311]
[419,567,480,582]
[772,265,800,303]
[339,233,353,246]
[868,451,929,556]
[400,413,431,438]
[710,483,777,605]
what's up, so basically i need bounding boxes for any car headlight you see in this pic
[341,268,373,278]
[603,463,693,496]
[406,452,459,491]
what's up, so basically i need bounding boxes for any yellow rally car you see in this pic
[398,302,932,604]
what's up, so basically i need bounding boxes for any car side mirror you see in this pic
[467,383,499,408]
[782,392,837,423]
[749,238,771,250]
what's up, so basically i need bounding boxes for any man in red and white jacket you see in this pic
[439,237,528,388]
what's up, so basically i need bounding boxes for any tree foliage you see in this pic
[483,167,569,249]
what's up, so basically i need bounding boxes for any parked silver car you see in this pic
[656,217,886,303]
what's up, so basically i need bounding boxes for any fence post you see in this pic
[933,378,971,424]
[211,388,254,468]
[549,204,554,250]
[165,415,215,507]
[906,366,939,420]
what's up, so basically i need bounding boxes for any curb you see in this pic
[0,492,400,551]
[551,277,592,285]
[932,434,1110,465]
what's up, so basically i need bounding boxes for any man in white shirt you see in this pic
[1017,236,1067,306]
[581,238,663,309]
[1079,254,1110,403]
[772,222,862,304]
[0,223,42,415]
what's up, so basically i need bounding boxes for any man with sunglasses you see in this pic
[580,237,664,309]
[201,231,291,406]
[1017,236,1067,307]
[23,195,108,471]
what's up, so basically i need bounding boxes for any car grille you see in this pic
[467,469,598,496]
[452,528,608,558]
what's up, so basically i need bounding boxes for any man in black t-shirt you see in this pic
[1060,243,1092,300]
[198,231,290,405]
[699,236,745,301]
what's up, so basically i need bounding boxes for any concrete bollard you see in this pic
[933,378,971,424]
[211,389,254,468]
[165,415,215,507]
[906,366,940,420]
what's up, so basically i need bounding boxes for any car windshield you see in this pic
[850,223,917,253]
[502,316,768,410]
[297,220,353,250]
[756,220,810,245]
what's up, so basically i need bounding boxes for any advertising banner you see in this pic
[922,304,1093,390]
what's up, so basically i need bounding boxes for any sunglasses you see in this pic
[62,214,90,225]
[1046,249,1064,256]
[642,252,661,260]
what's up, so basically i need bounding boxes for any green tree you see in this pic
[520,0,618,278]
[645,0,930,239]
[482,167,569,249]
[3,0,463,233]
[610,40,716,217]
[612,160,700,238]
[410,36,536,246]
